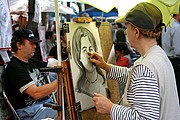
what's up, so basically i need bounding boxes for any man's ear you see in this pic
[134,28,140,38]
[16,42,22,49]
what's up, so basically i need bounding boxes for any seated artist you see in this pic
[2,29,58,120]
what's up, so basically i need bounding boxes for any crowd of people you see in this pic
[0,1,180,120]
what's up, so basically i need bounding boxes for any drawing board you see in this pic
[64,22,107,110]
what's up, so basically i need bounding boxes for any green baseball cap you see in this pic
[115,2,165,30]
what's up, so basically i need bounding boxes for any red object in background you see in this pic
[116,56,130,67]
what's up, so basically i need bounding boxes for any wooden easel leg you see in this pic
[57,71,63,120]
[62,61,81,120]
[55,61,82,120]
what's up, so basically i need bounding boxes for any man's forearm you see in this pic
[24,80,57,100]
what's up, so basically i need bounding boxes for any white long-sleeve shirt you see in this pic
[107,45,180,120]
[162,18,180,58]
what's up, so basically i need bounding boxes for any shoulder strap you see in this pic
[118,65,137,107]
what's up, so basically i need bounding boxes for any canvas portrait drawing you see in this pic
[65,22,107,110]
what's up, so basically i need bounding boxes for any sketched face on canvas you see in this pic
[72,26,105,97]
[80,36,95,72]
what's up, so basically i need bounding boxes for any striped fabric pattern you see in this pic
[108,64,160,120]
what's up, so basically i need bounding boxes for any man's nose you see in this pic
[33,43,37,48]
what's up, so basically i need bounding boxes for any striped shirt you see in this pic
[107,65,160,120]
[107,45,180,120]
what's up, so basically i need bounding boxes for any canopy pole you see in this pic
[54,0,62,66]
[54,1,65,120]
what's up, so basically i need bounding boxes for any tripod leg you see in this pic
[57,71,63,120]
[62,61,82,120]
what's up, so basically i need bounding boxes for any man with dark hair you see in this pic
[2,29,58,120]
[48,29,68,60]
[113,22,126,44]
[45,31,56,56]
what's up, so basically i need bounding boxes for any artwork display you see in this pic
[65,22,107,110]
[38,26,47,62]
[0,0,12,49]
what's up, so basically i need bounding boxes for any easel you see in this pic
[57,61,81,120]
[44,17,114,120]
[50,17,93,120]
[42,61,81,120]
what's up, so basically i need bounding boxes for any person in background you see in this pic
[48,29,68,61]
[113,22,128,63]
[113,22,126,44]
[50,21,56,33]
[90,2,180,120]
[161,11,180,103]
[45,31,56,56]
[114,42,131,67]
[114,42,131,97]
[48,29,68,82]
[2,29,58,120]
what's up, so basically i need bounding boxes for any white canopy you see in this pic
[8,0,76,15]
[41,0,75,14]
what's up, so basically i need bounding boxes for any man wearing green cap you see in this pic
[89,2,180,120]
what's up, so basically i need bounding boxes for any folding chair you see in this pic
[0,52,19,119]
[2,90,20,120]
[41,71,57,103]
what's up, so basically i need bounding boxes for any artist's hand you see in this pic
[88,52,110,72]
[92,93,113,114]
